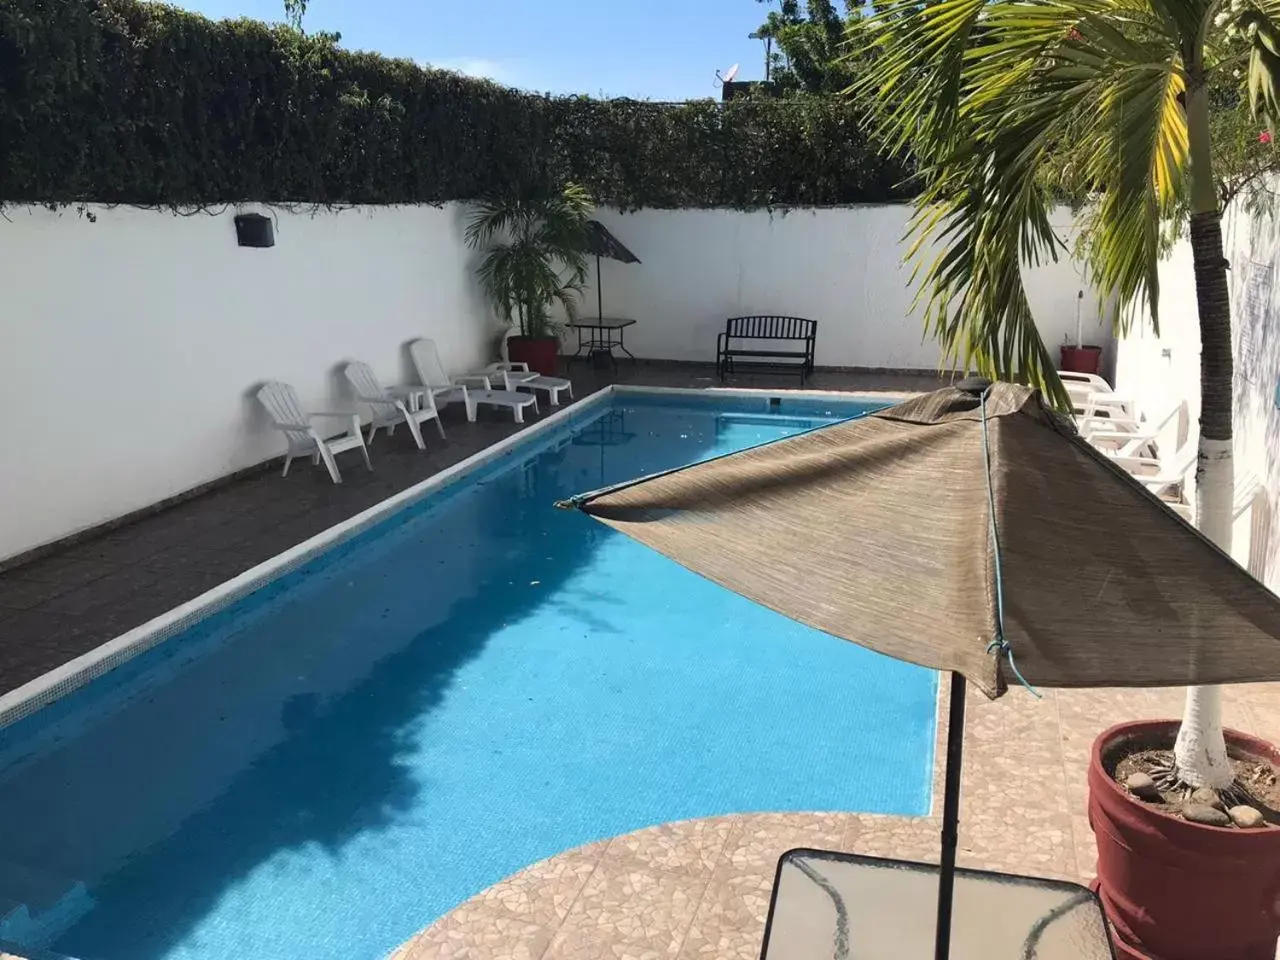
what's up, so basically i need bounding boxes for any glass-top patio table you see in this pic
[567,316,636,368]
[760,849,1115,960]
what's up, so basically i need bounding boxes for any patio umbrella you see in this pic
[583,220,641,320]
[557,379,1280,960]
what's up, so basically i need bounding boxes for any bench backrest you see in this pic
[725,315,816,339]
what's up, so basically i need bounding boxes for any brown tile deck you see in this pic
[391,682,1280,960]
[0,362,944,699]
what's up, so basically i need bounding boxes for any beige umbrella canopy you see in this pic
[560,380,1280,699]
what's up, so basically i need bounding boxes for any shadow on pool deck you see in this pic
[0,362,944,700]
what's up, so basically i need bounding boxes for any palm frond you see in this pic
[859,0,1193,408]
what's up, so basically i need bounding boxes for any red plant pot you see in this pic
[1090,720,1280,960]
[506,336,560,377]
[1061,344,1104,375]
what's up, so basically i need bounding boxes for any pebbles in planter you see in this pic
[1190,786,1224,810]
[1182,802,1232,826]
[1124,771,1162,802]
[1228,805,1267,828]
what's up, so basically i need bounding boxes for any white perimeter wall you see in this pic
[1114,195,1280,586]
[0,204,499,562]
[572,206,1111,371]
[2,202,1109,562]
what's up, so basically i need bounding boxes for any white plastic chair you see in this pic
[484,361,574,406]
[342,361,439,450]
[406,338,477,415]
[256,381,371,484]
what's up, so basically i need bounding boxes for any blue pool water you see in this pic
[0,393,937,960]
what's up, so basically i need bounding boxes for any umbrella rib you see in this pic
[979,389,1040,698]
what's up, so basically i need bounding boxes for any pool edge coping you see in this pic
[0,384,902,731]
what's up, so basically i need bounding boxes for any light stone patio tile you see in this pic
[474,849,603,928]
[1071,814,1099,882]
[719,813,853,874]
[677,865,774,960]
[404,897,558,960]
[544,862,705,960]
[845,813,940,863]
[603,816,738,879]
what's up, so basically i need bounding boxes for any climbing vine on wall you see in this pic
[0,0,913,210]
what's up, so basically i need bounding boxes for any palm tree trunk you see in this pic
[1172,73,1236,790]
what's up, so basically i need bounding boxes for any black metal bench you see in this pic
[715,315,817,383]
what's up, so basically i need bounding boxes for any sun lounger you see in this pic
[483,362,574,406]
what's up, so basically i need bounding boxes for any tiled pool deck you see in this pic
[5,361,1279,960]
[390,682,1280,960]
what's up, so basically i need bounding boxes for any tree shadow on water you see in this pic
[0,427,674,960]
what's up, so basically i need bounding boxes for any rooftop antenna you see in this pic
[715,62,740,88]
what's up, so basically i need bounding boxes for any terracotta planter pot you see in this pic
[506,336,560,377]
[1061,344,1104,375]
[1090,720,1280,960]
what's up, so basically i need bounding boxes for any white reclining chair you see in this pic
[408,338,539,424]
[482,361,574,406]
[1084,400,1188,459]
[256,380,372,484]
[343,360,441,449]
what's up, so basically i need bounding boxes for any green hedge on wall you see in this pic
[0,0,912,209]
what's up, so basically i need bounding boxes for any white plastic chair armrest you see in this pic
[1086,428,1156,444]
[385,385,426,399]
[1110,454,1162,472]
[455,373,493,388]
[491,361,530,373]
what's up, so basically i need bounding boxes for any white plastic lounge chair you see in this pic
[1113,444,1198,498]
[1084,400,1187,459]
[461,372,540,423]
[408,338,539,423]
[342,361,440,449]
[256,381,371,484]
[484,361,574,406]
[1059,371,1111,391]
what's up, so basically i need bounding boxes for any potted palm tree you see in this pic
[465,183,592,376]
[861,2,1280,957]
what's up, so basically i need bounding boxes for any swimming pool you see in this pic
[0,391,938,960]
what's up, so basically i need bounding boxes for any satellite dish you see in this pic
[715,62,740,86]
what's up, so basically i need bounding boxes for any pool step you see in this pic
[0,859,93,950]
[715,412,817,431]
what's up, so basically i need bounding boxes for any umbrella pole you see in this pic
[934,671,967,960]
[596,254,604,320]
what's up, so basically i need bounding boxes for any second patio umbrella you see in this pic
[583,220,641,320]
[558,379,1280,960]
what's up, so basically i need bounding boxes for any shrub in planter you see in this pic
[465,184,591,376]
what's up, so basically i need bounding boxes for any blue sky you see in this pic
[165,0,770,101]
